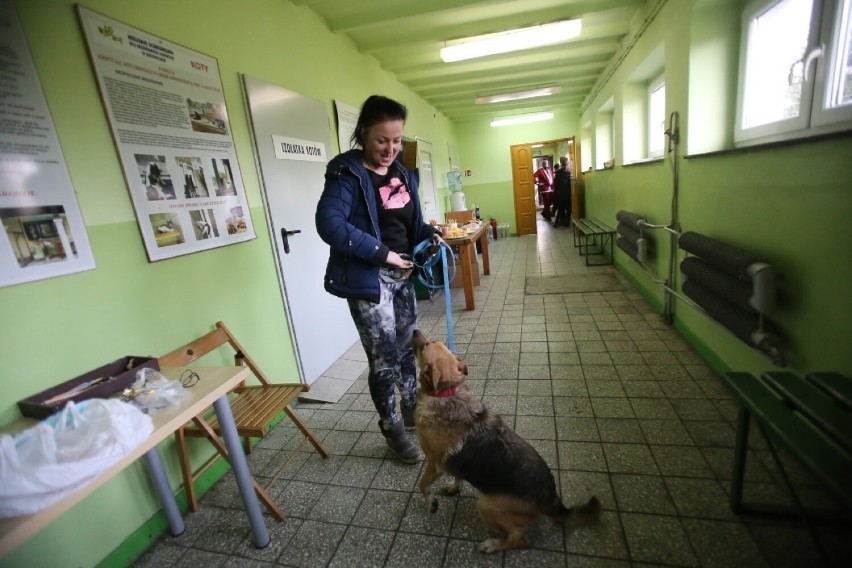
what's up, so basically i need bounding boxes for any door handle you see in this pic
[280,227,301,254]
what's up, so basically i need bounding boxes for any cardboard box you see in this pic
[18,356,159,419]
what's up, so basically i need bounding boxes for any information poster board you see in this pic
[0,0,96,287]
[77,6,255,261]
[333,99,358,154]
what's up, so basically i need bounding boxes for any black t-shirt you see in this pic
[369,166,415,254]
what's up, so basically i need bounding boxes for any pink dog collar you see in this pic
[435,386,458,398]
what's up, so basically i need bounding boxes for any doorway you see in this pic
[510,137,576,236]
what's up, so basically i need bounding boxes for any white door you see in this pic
[415,138,440,224]
[242,75,357,384]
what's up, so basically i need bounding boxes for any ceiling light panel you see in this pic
[490,112,554,127]
[441,19,582,63]
[475,86,561,104]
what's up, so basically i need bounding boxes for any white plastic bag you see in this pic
[0,398,154,518]
[127,368,187,414]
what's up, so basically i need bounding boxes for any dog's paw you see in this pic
[429,497,439,514]
[439,482,460,496]
[476,539,500,554]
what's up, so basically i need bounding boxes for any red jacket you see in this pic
[534,167,554,193]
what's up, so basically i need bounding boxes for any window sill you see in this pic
[624,157,664,167]
[686,127,852,160]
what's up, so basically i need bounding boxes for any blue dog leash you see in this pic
[413,238,456,351]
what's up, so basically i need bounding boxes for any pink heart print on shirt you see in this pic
[379,177,411,209]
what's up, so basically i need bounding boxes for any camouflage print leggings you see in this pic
[348,274,418,429]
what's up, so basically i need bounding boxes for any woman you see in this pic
[315,95,442,463]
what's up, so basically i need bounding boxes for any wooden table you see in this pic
[444,223,490,310]
[0,366,270,557]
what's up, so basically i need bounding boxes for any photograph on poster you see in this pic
[149,212,184,247]
[189,208,219,240]
[188,99,228,135]
[134,154,175,201]
[225,206,247,235]
[1,206,78,268]
[210,158,237,196]
[175,156,209,198]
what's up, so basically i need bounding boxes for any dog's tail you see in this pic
[548,496,602,527]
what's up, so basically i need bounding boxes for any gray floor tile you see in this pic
[620,513,699,566]
[611,473,677,514]
[132,224,843,568]
[327,526,395,568]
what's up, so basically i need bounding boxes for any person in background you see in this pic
[552,156,572,227]
[316,95,442,464]
[534,158,555,220]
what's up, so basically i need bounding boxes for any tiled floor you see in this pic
[134,218,850,567]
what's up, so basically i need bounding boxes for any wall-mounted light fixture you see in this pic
[475,86,561,105]
[441,19,582,63]
[490,112,554,127]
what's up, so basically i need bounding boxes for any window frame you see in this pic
[812,0,852,126]
[735,0,852,146]
[647,73,666,158]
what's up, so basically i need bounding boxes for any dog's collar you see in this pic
[434,386,458,398]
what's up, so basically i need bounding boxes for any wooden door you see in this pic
[511,144,536,236]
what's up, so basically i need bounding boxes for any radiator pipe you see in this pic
[681,256,754,313]
[616,210,645,230]
[664,111,681,324]
[682,279,784,367]
[679,231,767,281]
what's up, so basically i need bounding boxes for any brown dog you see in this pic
[412,330,601,553]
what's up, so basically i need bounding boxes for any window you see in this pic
[648,74,666,157]
[736,0,852,144]
[622,43,664,163]
[595,98,614,169]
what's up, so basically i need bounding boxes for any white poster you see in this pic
[77,6,255,261]
[333,99,358,153]
[0,0,96,287]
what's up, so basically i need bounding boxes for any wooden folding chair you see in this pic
[158,321,328,520]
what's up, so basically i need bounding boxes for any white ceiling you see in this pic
[292,0,646,121]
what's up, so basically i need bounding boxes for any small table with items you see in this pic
[443,222,491,310]
[0,366,271,558]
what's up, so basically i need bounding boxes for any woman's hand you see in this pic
[431,232,446,246]
[386,251,414,269]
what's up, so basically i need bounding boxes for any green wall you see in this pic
[454,108,580,234]
[0,1,457,566]
[3,0,851,565]
[578,0,852,375]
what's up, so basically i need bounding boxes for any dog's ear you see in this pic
[419,363,432,388]
[431,364,443,393]
[456,357,468,377]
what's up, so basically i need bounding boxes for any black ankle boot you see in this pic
[380,420,423,464]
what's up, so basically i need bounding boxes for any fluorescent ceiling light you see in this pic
[490,112,554,127]
[475,86,561,104]
[531,144,544,148]
[441,19,582,63]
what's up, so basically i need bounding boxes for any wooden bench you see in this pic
[721,371,852,519]
[573,217,615,265]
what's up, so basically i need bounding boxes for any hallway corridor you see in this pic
[134,219,848,568]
